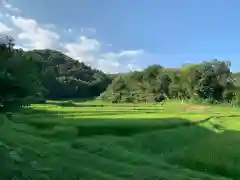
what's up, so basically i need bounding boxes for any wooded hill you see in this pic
[1,35,240,111]
[100,61,240,104]
[26,49,112,99]
[0,36,111,111]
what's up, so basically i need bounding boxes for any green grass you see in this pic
[1,100,240,179]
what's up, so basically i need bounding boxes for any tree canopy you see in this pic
[100,60,237,104]
[24,49,112,99]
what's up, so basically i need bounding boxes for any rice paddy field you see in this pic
[1,100,240,179]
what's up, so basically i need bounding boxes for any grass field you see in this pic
[1,100,240,179]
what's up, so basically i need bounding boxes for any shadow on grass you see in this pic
[46,101,165,108]
[9,107,240,179]
[16,108,214,137]
[23,117,201,136]
[47,97,96,102]
[21,109,161,118]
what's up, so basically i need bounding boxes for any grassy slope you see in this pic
[1,101,240,179]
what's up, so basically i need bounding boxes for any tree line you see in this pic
[100,61,240,104]
[1,34,240,112]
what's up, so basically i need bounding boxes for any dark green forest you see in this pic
[1,35,240,111]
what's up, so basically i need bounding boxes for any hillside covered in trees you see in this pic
[1,35,240,111]
[100,61,239,104]
[25,49,112,99]
[0,35,112,111]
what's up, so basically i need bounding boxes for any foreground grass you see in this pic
[0,101,240,179]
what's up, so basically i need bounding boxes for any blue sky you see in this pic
[0,0,240,73]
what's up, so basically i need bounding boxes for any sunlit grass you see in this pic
[0,100,239,179]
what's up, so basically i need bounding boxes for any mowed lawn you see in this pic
[1,100,240,179]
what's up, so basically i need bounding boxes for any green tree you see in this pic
[101,60,236,103]
[29,49,112,99]
[0,36,42,111]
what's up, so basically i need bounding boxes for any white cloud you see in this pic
[14,45,28,51]
[63,36,101,67]
[99,50,143,73]
[115,50,144,58]
[127,64,143,72]
[0,1,144,73]
[63,37,143,73]
[0,22,12,33]
[65,36,100,54]
[2,0,21,13]
[10,16,60,49]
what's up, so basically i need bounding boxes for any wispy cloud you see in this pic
[1,0,21,13]
[0,22,12,33]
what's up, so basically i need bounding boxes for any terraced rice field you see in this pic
[1,100,240,179]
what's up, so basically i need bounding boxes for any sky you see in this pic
[0,0,240,73]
